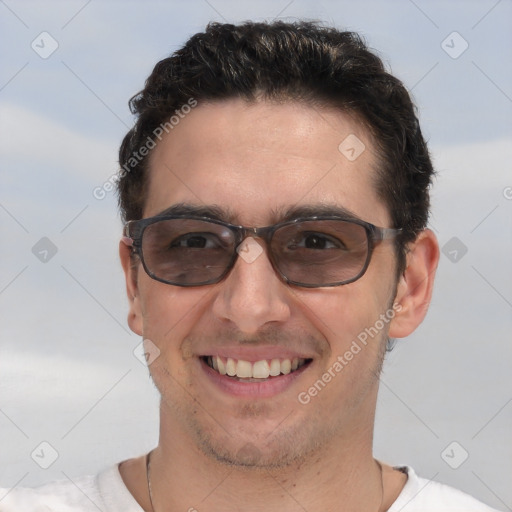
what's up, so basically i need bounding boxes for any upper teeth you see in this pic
[208,356,305,379]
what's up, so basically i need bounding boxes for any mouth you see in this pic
[200,355,312,382]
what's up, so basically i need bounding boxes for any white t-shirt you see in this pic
[0,464,501,511]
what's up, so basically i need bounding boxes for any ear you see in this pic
[119,240,143,336]
[388,229,439,338]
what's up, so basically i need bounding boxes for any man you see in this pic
[0,20,501,512]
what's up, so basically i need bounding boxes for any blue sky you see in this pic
[1,1,511,510]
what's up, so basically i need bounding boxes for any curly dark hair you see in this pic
[117,20,434,274]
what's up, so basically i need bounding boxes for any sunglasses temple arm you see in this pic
[377,227,402,241]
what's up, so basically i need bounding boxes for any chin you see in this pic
[199,437,306,469]
[188,410,332,470]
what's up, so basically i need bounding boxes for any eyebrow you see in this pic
[154,202,365,225]
[275,204,363,223]
[154,203,238,222]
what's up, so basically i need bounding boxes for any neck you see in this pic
[147,407,384,512]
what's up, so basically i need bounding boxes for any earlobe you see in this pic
[388,229,440,339]
[119,240,143,336]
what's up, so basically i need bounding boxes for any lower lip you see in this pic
[199,358,311,399]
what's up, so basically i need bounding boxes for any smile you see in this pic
[201,356,311,381]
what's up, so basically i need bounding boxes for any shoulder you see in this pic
[0,464,142,512]
[0,473,99,512]
[390,466,502,512]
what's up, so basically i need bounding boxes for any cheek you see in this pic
[297,284,388,347]
[138,277,209,354]
[297,286,391,405]
[297,279,394,384]
[138,281,214,396]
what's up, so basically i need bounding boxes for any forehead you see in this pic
[144,99,390,227]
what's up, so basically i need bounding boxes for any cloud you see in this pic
[0,102,118,189]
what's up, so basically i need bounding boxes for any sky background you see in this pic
[0,0,511,510]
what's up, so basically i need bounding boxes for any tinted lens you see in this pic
[141,219,235,285]
[271,220,369,285]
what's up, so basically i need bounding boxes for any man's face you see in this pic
[124,99,401,467]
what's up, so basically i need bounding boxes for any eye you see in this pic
[170,232,221,249]
[292,232,343,250]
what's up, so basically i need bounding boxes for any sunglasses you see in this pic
[122,215,401,288]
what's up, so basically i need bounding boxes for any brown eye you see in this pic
[170,233,218,249]
[289,232,343,250]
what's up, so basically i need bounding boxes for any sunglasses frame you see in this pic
[122,214,402,288]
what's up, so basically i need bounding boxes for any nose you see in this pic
[211,238,291,334]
